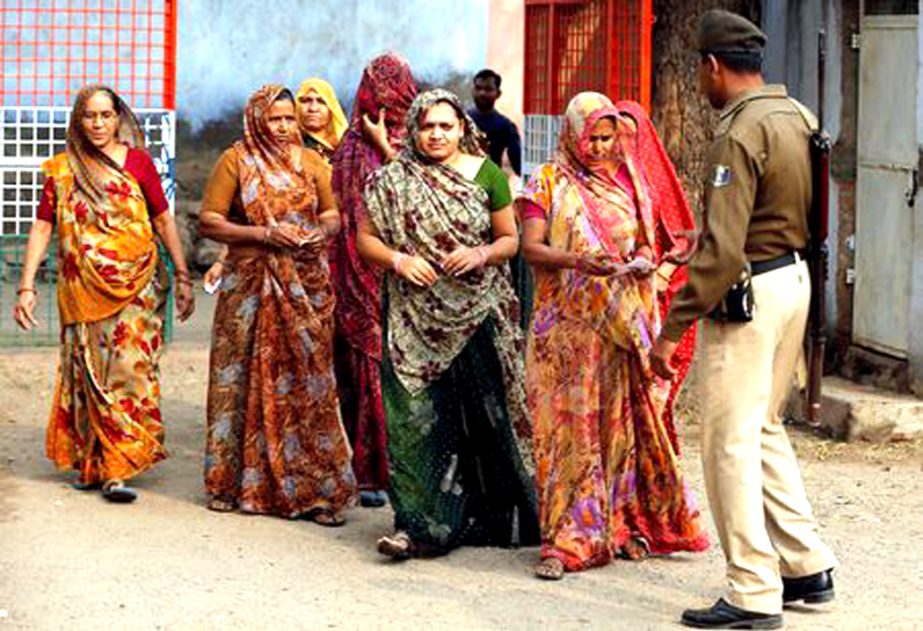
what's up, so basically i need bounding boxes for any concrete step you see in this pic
[789,377,923,443]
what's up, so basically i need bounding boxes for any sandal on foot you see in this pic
[309,509,346,527]
[102,480,137,503]
[359,490,388,508]
[534,557,565,580]
[207,498,237,513]
[377,531,414,560]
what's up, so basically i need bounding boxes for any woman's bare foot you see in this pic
[620,535,651,560]
[533,557,565,580]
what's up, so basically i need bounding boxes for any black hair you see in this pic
[274,88,296,104]
[702,50,763,74]
[418,97,466,127]
[474,68,502,89]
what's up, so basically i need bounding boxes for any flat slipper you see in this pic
[359,490,388,508]
[72,481,102,491]
[377,531,414,560]
[102,480,138,503]
[207,498,237,513]
[534,557,565,580]
[310,509,346,527]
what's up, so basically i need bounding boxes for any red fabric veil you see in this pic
[617,100,698,453]
[329,53,418,359]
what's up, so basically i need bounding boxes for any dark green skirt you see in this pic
[382,318,540,553]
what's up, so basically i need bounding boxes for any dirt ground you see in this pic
[1,290,922,630]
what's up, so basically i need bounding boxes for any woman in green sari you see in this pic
[357,89,539,559]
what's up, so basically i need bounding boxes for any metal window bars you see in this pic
[1,0,177,346]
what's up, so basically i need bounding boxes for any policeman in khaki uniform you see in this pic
[650,10,838,629]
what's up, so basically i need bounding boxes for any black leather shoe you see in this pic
[783,569,835,605]
[681,599,783,629]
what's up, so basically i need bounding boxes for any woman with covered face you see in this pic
[519,92,709,580]
[357,88,539,560]
[199,85,356,524]
[13,85,194,502]
[330,53,418,509]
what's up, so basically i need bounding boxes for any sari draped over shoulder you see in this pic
[616,99,699,454]
[205,84,356,518]
[521,92,708,571]
[44,85,167,485]
[362,89,538,552]
[329,53,418,491]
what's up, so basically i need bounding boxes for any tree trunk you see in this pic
[651,0,761,218]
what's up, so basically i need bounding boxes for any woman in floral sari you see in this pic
[199,85,356,524]
[330,53,418,508]
[358,89,539,559]
[13,85,194,503]
[520,92,708,580]
[202,78,348,294]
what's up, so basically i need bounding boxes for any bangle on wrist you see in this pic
[392,252,407,274]
[475,245,489,269]
[263,225,273,243]
[17,287,36,296]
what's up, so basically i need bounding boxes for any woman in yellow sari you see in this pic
[13,85,194,503]
[295,77,348,165]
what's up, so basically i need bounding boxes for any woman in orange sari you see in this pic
[199,85,356,524]
[520,92,708,579]
[13,85,194,503]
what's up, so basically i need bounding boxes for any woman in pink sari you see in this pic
[329,53,418,507]
[520,92,708,580]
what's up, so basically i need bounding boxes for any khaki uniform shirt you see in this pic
[662,84,816,341]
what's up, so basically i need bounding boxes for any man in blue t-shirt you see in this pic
[467,69,522,177]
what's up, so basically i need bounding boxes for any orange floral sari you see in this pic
[44,86,166,484]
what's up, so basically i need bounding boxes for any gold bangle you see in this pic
[17,287,36,296]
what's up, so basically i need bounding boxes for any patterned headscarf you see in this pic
[402,88,486,159]
[554,92,656,260]
[295,77,348,152]
[350,52,418,135]
[66,84,145,204]
[234,84,313,227]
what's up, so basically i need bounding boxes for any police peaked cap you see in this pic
[697,9,767,55]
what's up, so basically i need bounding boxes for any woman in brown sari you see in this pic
[202,78,347,293]
[198,85,356,524]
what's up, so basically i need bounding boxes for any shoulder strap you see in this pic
[786,97,819,131]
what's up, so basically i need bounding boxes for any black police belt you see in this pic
[707,250,803,323]
[750,250,804,276]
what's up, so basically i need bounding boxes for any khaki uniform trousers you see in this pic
[697,258,837,614]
